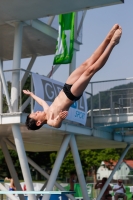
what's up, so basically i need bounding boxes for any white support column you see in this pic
[43,135,71,200]
[11,22,36,200]
[12,125,36,200]
[69,13,77,75]
[97,143,131,200]
[48,16,55,26]
[0,139,25,200]
[11,22,23,112]
[28,156,75,200]
[77,11,87,36]
[5,138,76,200]
[70,135,89,200]
[0,60,12,112]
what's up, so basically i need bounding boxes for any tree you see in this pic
[48,149,124,181]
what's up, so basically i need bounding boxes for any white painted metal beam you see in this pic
[93,113,133,124]
[97,143,131,200]
[5,138,76,200]
[0,139,25,200]
[70,135,89,200]
[21,55,36,89]
[24,19,58,39]
[0,60,12,112]
[44,135,71,200]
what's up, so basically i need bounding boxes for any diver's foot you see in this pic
[106,24,119,41]
[110,27,122,46]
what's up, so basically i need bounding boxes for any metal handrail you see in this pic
[90,77,133,84]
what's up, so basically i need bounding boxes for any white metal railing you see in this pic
[86,77,133,128]
[88,107,133,116]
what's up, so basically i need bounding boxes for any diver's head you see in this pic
[25,111,46,130]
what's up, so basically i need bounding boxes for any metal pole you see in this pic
[47,64,60,78]
[5,138,76,200]
[20,96,30,112]
[97,143,131,200]
[70,135,89,200]
[99,92,101,115]
[21,55,36,89]
[110,91,113,114]
[43,135,71,200]
[11,22,23,112]
[77,10,87,37]
[31,76,33,113]
[69,13,77,74]
[91,83,93,129]
[11,22,36,200]
[0,139,25,200]
[0,60,12,112]
[48,16,55,26]
[12,125,36,200]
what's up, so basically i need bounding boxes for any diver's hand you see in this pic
[59,111,68,120]
[23,90,33,96]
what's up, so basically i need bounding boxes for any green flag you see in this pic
[53,12,75,64]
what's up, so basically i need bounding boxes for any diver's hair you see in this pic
[25,115,43,130]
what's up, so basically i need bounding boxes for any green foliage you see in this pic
[124,148,133,160]
[47,149,124,179]
[0,148,133,180]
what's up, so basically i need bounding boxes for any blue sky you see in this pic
[4,0,133,84]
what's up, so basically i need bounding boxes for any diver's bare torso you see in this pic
[46,90,72,119]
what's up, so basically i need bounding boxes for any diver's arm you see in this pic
[47,111,68,128]
[23,90,49,110]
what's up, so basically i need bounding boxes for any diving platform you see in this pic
[0,106,133,152]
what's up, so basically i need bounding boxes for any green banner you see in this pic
[53,12,75,64]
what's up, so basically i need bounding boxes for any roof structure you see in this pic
[103,160,133,169]
[125,160,133,169]
[0,0,124,60]
[0,0,123,24]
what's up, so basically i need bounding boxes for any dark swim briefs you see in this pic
[63,83,82,101]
